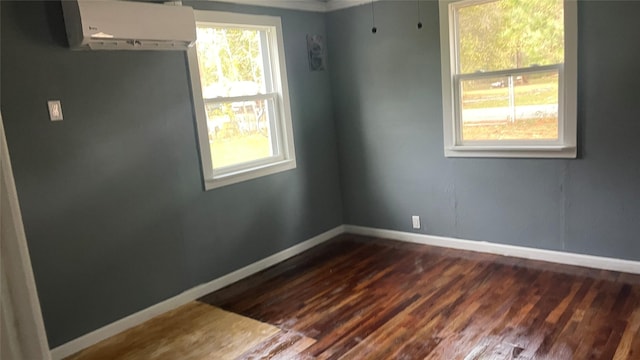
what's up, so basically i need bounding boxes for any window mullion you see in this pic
[456,64,562,81]
[204,93,276,104]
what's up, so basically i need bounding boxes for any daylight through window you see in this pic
[439,0,577,158]
[188,11,295,190]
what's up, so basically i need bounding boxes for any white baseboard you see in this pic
[50,225,345,360]
[344,225,640,275]
[50,223,640,359]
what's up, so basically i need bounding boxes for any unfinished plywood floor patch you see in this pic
[65,302,281,360]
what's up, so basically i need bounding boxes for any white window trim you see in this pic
[187,10,296,190]
[439,0,578,158]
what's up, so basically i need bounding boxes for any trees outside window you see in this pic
[439,0,577,158]
[188,11,295,190]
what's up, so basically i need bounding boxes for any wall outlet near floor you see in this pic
[47,100,63,121]
[411,216,421,229]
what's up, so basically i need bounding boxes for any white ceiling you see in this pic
[213,0,375,12]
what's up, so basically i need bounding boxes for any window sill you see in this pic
[445,145,576,159]
[204,159,296,190]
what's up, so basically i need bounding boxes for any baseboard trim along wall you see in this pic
[51,223,640,358]
[344,225,640,275]
[49,225,345,360]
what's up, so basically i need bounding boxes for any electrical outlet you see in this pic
[412,216,421,229]
[48,100,63,121]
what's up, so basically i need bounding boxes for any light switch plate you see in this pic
[412,216,421,229]
[48,100,63,121]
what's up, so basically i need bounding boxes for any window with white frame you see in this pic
[439,0,577,158]
[188,11,295,190]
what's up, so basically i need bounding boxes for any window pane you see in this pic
[460,70,559,141]
[205,98,278,169]
[456,0,564,74]
[196,26,268,98]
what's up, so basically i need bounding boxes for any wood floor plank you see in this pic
[73,234,640,360]
[236,329,316,360]
[612,306,640,360]
[202,235,640,360]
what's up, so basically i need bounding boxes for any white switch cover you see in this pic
[412,216,421,229]
[48,100,63,121]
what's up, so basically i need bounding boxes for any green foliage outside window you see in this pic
[457,0,564,74]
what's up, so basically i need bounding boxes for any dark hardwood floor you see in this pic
[200,234,640,360]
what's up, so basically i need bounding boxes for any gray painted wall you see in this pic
[3,0,640,350]
[327,1,640,260]
[1,0,342,347]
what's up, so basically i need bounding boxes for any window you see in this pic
[439,0,577,158]
[188,11,295,190]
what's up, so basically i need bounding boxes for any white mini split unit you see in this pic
[61,0,196,51]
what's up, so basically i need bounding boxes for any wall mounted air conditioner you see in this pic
[61,0,196,51]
